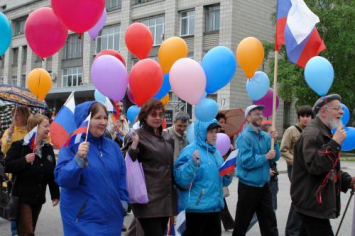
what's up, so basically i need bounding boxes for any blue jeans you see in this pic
[11,220,18,235]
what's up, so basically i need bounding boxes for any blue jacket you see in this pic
[174,119,233,213]
[235,125,280,188]
[54,101,129,236]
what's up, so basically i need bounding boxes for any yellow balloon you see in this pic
[160,94,169,106]
[27,68,52,100]
[236,37,264,78]
[158,37,188,74]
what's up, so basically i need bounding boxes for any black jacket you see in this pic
[291,117,352,219]
[5,140,60,205]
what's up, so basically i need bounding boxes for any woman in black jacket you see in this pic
[5,114,60,236]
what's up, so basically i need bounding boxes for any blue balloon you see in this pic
[186,123,195,144]
[127,105,141,124]
[154,74,171,100]
[202,46,237,93]
[341,127,355,151]
[304,56,334,96]
[94,90,106,102]
[195,98,219,122]
[341,104,350,126]
[0,12,11,56]
[246,71,270,101]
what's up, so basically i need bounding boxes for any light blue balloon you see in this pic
[246,71,270,101]
[341,127,355,151]
[195,98,219,122]
[341,104,350,126]
[202,46,237,93]
[0,12,12,56]
[154,73,171,100]
[186,123,195,144]
[94,90,106,102]
[304,56,334,96]
[127,105,141,124]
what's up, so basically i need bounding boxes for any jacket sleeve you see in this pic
[340,170,352,193]
[117,148,129,204]
[1,129,12,155]
[280,127,294,166]
[48,148,60,200]
[223,175,233,187]
[5,141,28,173]
[235,136,267,170]
[174,148,199,188]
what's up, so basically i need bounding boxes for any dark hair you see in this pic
[138,99,165,126]
[216,113,226,121]
[174,112,190,123]
[297,105,314,119]
[89,102,107,117]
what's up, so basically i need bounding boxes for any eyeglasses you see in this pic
[326,106,343,112]
[150,112,165,118]
[251,112,263,117]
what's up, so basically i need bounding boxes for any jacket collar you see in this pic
[142,124,162,136]
[246,124,261,135]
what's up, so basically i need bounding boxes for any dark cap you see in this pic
[312,94,341,114]
[207,123,221,131]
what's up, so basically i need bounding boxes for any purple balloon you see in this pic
[216,133,231,156]
[91,55,128,101]
[253,88,279,118]
[88,9,107,40]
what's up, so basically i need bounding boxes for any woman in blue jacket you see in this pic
[174,119,234,236]
[55,101,129,236]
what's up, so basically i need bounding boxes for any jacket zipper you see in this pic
[76,200,88,222]
[196,188,205,205]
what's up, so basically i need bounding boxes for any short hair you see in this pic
[89,102,107,118]
[27,114,49,131]
[11,106,30,124]
[297,105,314,119]
[137,99,165,127]
[174,112,189,123]
[216,113,226,121]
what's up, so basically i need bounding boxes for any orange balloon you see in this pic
[236,37,264,78]
[158,37,188,74]
[27,68,52,100]
[160,93,169,106]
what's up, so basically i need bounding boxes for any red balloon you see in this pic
[125,23,153,59]
[95,49,126,67]
[129,59,163,106]
[51,0,105,33]
[25,7,68,59]
[127,88,135,104]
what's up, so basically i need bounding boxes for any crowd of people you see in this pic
[0,93,354,236]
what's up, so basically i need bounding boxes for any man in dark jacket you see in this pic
[291,94,355,235]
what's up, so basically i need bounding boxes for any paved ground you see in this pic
[1,158,355,236]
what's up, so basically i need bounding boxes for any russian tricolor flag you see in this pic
[63,113,91,147]
[50,92,76,148]
[275,0,292,51]
[219,149,238,177]
[23,125,38,150]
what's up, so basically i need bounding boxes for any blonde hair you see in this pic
[27,114,49,131]
[12,106,31,124]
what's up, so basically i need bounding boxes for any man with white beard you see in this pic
[291,94,355,235]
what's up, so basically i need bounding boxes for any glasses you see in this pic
[251,112,263,117]
[150,112,165,118]
[326,106,343,112]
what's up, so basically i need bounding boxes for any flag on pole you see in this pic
[50,92,76,148]
[64,113,91,147]
[23,125,38,150]
[219,149,238,176]
[275,0,292,50]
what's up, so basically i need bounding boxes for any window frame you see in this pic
[140,15,165,46]
[180,10,195,37]
[95,24,121,54]
[62,67,83,87]
[205,4,220,33]
[63,34,83,59]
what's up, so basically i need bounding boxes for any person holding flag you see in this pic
[5,114,60,236]
[54,101,129,236]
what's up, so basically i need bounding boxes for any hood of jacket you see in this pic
[74,101,97,128]
[194,119,218,153]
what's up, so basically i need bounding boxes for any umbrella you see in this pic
[0,84,46,109]
[219,108,245,137]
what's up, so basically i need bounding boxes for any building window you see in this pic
[96,24,120,54]
[62,67,83,87]
[12,48,18,66]
[141,16,165,46]
[106,0,121,11]
[0,77,4,85]
[35,55,42,63]
[131,55,158,67]
[136,0,153,4]
[205,4,220,32]
[20,74,26,87]
[63,34,83,59]
[22,46,27,64]
[11,76,17,86]
[180,10,195,36]
[13,17,27,36]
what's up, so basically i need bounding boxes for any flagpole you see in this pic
[85,112,92,143]
[271,51,279,150]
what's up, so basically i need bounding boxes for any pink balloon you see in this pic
[25,7,68,59]
[216,133,231,156]
[169,58,206,105]
[253,88,279,118]
[88,9,107,40]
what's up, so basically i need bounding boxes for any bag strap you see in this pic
[10,145,25,195]
[294,125,302,134]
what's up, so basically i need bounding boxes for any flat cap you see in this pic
[312,94,341,114]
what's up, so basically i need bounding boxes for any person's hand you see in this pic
[333,125,347,145]
[52,199,59,207]
[226,167,236,177]
[77,142,90,159]
[131,131,139,150]
[192,150,200,165]
[7,125,14,136]
[270,168,275,177]
[269,130,278,141]
[266,150,276,160]
[25,153,36,163]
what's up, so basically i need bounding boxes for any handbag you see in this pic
[0,176,19,221]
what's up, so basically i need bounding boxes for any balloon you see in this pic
[129,59,163,106]
[154,74,171,100]
[332,127,355,151]
[158,37,188,74]
[91,55,128,101]
[0,12,12,56]
[236,37,264,78]
[169,58,206,105]
[51,0,105,34]
[127,88,135,104]
[125,23,153,59]
[162,119,167,129]
[160,94,169,106]
[246,71,270,101]
[341,104,350,126]
[304,56,334,96]
[94,90,106,102]
[95,49,126,67]
[202,46,237,93]
[88,9,107,40]
[127,105,141,124]
[253,88,279,118]
[25,7,68,59]
[186,123,195,144]
[195,98,219,122]
[27,68,52,100]
[216,133,231,156]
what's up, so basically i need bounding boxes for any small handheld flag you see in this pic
[219,149,238,177]
[23,125,38,150]
[64,113,91,147]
